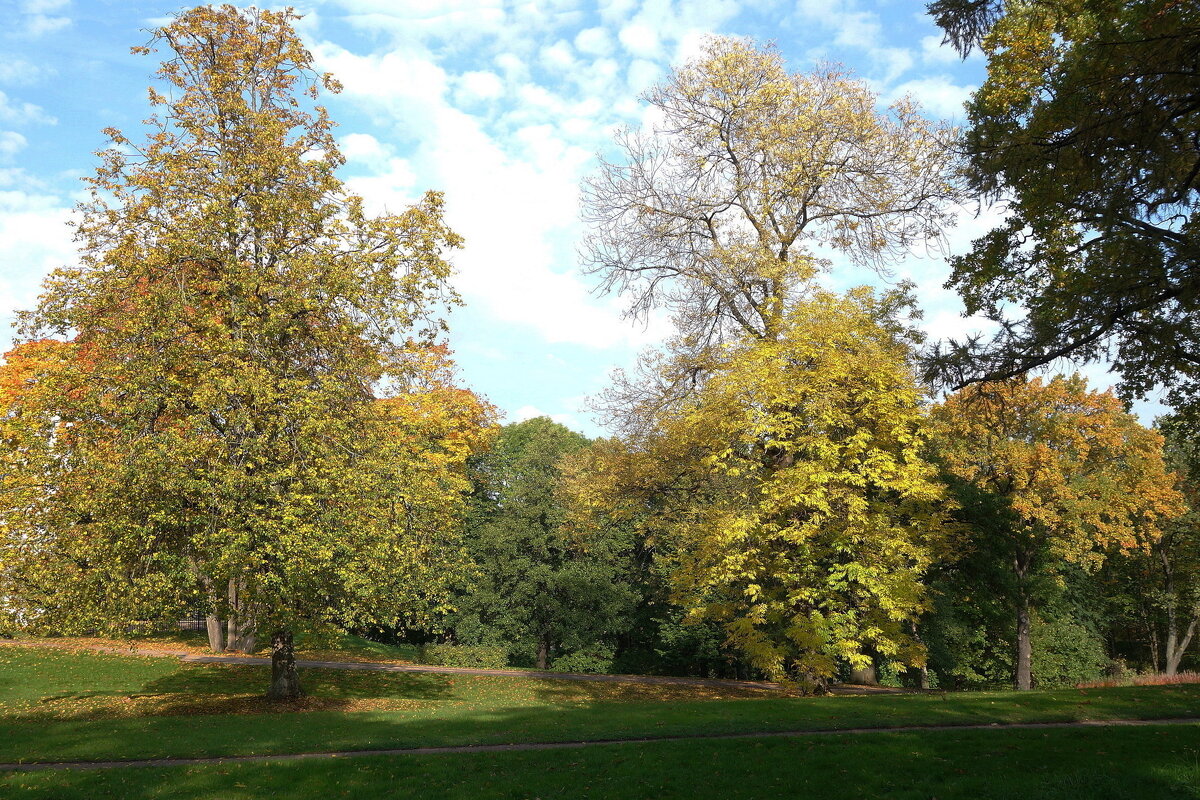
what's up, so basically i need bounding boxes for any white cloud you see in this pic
[339,132,389,164]
[0,91,56,126]
[0,132,27,159]
[920,34,960,65]
[540,39,576,71]
[513,404,546,421]
[0,190,74,343]
[23,0,69,11]
[618,23,661,59]
[334,0,507,43]
[311,42,661,351]
[886,75,975,120]
[626,59,661,92]
[0,60,46,85]
[574,27,613,56]
[25,13,70,37]
[456,70,506,104]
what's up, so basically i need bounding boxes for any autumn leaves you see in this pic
[0,7,1189,698]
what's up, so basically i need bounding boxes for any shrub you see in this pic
[419,644,509,669]
[1031,615,1110,688]
[552,644,615,674]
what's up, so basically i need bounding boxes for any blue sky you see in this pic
[0,0,1154,435]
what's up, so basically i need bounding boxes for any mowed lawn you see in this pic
[2,644,1200,798]
[6,725,1200,800]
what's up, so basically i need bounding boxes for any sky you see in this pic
[0,0,1160,436]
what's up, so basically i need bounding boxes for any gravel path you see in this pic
[2,717,1197,773]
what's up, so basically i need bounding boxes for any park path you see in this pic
[2,717,1198,773]
[3,638,832,693]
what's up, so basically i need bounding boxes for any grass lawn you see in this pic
[4,724,1199,799]
[3,645,1200,768]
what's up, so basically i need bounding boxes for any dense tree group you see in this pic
[2,5,1198,698]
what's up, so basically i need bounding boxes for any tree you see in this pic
[1103,412,1200,675]
[576,37,962,690]
[453,418,636,670]
[929,375,1183,689]
[0,6,477,700]
[568,290,955,691]
[582,36,961,380]
[923,0,1200,409]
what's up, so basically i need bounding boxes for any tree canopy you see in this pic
[923,0,1200,409]
[930,375,1183,688]
[0,5,489,699]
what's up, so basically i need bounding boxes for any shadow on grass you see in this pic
[13,662,456,722]
[5,724,1200,800]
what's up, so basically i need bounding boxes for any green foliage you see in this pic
[551,644,616,674]
[452,417,638,669]
[571,290,955,688]
[924,0,1200,409]
[1030,615,1110,689]
[418,644,508,670]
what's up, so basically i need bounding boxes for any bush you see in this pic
[552,644,615,674]
[419,644,509,669]
[1031,615,1110,688]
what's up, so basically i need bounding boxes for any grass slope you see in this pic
[2,647,1200,766]
[4,725,1200,799]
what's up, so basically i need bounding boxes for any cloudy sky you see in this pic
[0,0,1154,434]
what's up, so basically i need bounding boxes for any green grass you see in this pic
[3,646,1200,768]
[4,724,1200,799]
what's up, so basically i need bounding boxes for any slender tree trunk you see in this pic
[205,614,226,653]
[1015,593,1033,690]
[1166,615,1198,676]
[536,636,550,670]
[908,621,930,689]
[266,629,303,700]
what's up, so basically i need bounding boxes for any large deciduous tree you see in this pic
[0,6,481,700]
[1104,412,1200,675]
[577,37,962,690]
[929,375,1183,689]
[569,290,956,691]
[923,0,1200,408]
[582,36,961,369]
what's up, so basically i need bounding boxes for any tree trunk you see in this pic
[223,576,257,653]
[1165,615,1198,676]
[849,662,878,686]
[266,629,303,701]
[536,637,550,670]
[205,614,226,653]
[1015,593,1032,691]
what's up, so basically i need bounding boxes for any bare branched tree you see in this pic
[580,37,963,432]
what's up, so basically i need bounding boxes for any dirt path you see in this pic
[6,638,878,693]
[2,717,1197,773]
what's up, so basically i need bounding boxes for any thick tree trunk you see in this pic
[266,629,303,701]
[222,576,257,653]
[536,637,550,670]
[1015,593,1033,691]
[205,614,226,653]
[849,662,878,686]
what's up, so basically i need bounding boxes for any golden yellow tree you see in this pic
[568,290,955,691]
[930,376,1183,690]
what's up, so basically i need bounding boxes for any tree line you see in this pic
[1,1,1196,698]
